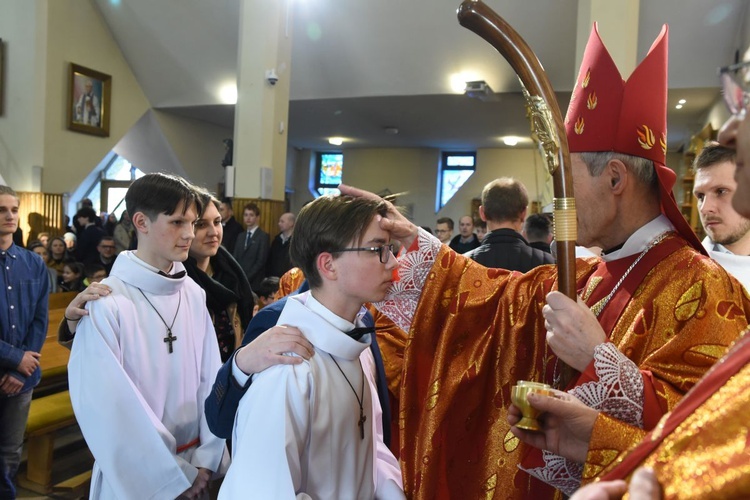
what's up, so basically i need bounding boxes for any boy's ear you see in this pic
[131,211,150,234]
[316,252,338,281]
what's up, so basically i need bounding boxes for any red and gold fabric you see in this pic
[277,267,306,299]
[378,229,750,499]
[565,23,704,254]
[585,332,750,498]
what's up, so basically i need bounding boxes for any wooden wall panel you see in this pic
[231,198,286,239]
[17,192,65,246]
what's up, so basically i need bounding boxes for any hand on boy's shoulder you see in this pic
[236,325,314,375]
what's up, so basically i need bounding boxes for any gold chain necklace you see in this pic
[590,231,671,317]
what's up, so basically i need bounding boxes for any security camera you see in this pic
[265,69,279,86]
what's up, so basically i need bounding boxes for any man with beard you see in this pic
[693,142,750,288]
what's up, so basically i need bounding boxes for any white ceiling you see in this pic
[94,0,749,152]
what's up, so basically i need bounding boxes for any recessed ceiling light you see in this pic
[328,137,344,146]
[675,104,683,110]
[503,136,520,146]
[678,99,687,104]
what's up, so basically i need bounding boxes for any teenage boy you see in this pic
[68,173,227,499]
[219,195,404,499]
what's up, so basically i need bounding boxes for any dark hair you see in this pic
[84,263,107,278]
[290,195,388,289]
[63,261,85,277]
[436,217,454,230]
[257,276,280,298]
[193,187,221,217]
[693,142,736,171]
[481,177,529,222]
[125,173,202,222]
[242,202,260,217]
[524,213,552,242]
[28,241,45,252]
[75,206,98,224]
[474,218,486,230]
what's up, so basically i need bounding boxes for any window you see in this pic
[438,152,476,209]
[75,154,144,219]
[315,152,343,196]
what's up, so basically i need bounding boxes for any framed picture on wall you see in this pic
[67,63,111,137]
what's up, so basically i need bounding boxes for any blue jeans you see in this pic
[0,389,32,499]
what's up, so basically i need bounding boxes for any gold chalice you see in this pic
[511,380,553,431]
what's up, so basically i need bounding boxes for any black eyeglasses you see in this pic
[330,244,395,264]
[719,61,750,118]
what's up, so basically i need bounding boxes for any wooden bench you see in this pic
[19,391,91,494]
[17,292,92,494]
[36,291,78,395]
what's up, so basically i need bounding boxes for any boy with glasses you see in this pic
[219,195,404,499]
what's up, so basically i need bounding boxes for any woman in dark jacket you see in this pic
[183,190,254,361]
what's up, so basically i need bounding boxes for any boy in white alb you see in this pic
[219,195,404,499]
[68,173,227,499]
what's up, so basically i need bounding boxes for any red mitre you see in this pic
[565,23,705,254]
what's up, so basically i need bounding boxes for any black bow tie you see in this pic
[347,326,375,341]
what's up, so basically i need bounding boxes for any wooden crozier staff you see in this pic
[458,0,577,387]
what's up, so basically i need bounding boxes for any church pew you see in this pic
[35,291,77,396]
[19,390,91,494]
[17,292,91,494]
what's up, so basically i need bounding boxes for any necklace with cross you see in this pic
[138,289,182,354]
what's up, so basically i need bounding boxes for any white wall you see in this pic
[41,0,151,194]
[152,110,232,192]
[0,0,47,190]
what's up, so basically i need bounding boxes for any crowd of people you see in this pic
[3,20,750,500]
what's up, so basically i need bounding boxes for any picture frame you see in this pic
[67,63,111,137]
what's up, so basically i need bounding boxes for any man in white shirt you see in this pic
[220,195,404,499]
[693,142,750,288]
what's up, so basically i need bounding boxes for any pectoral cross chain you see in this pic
[163,330,177,354]
[358,409,367,439]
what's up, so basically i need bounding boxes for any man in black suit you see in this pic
[232,202,270,289]
[219,198,243,252]
[267,212,295,278]
[465,177,554,271]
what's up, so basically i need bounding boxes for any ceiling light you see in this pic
[328,137,344,146]
[675,104,683,110]
[502,136,520,146]
[465,80,494,101]
[449,72,479,93]
[678,99,686,104]
[218,83,238,104]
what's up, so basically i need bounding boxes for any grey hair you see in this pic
[579,152,657,189]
